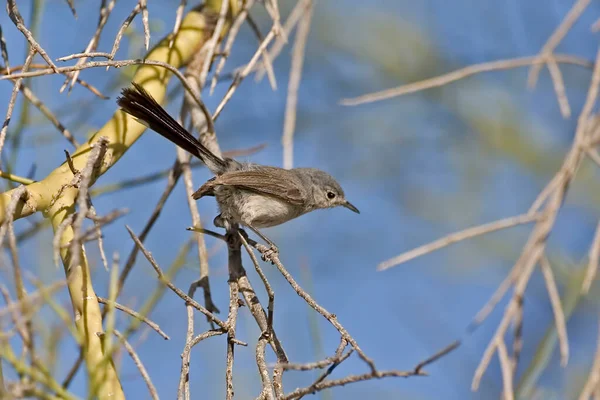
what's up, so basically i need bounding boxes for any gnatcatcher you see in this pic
[117,83,359,251]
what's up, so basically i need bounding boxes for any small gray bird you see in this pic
[117,83,359,248]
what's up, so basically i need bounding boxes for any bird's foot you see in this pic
[258,243,279,264]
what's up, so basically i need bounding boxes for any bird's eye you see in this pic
[327,191,336,200]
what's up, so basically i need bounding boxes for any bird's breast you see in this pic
[216,188,304,228]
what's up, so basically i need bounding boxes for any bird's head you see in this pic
[302,169,359,214]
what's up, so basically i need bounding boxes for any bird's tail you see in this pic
[117,82,227,174]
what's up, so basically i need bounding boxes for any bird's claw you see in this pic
[260,245,279,264]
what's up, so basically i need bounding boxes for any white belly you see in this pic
[215,188,304,228]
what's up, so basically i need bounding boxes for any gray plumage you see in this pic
[117,83,359,231]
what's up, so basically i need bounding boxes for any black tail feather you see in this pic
[117,82,226,173]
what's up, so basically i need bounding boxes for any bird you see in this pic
[117,83,359,251]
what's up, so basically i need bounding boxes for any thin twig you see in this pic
[281,338,347,371]
[244,13,277,91]
[182,280,197,400]
[586,148,600,168]
[140,0,150,50]
[210,0,254,93]
[546,57,571,118]
[0,171,34,185]
[239,233,274,330]
[56,52,112,61]
[583,220,600,293]
[68,137,108,274]
[527,0,592,88]
[0,48,35,159]
[259,245,377,372]
[97,297,169,340]
[168,0,187,52]
[341,54,592,106]
[110,4,143,59]
[0,25,10,74]
[378,213,541,271]
[579,318,600,400]
[0,281,65,320]
[7,0,58,74]
[255,0,310,82]
[295,350,353,400]
[117,160,182,294]
[0,186,29,248]
[511,296,524,378]
[126,226,228,329]
[18,85,79,147]
[60,0,117,92]
[229,233,288,363]
[0,286,31,364]
[198,0,229,89]
[283,370,424,400]
[225,279,239,400]
[256,333,275,400]
[539,256,569,366]
[3,59,214,126]
[213,28,277,121]
[282,0,312,169]
[112,330,158,400]
[177,106,218,322]
[178,329,225,400]
[497,339,515,400]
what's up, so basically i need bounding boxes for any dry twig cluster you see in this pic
[343,1,600,399]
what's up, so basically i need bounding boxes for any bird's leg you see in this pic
[244,222,279,263]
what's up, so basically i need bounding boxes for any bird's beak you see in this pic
[343,201,360,214]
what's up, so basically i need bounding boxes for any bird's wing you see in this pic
[192,168,305,205]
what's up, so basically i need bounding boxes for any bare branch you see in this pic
[0,48,35,159]
[178,329,225,400]
[210,0,256,93]
[583,220,600,293]
[497,339,515,400]
[213,28,277,120]
[527,0,592,88]
[60,0,116,92]
[125,226,228,329]
[282,0,312,169]
[110,4,143,59]
[113,330,158,400]
[378,213,540,271]
[540,256,569,366]
[255,0,311,82]
[341,55,591,106]
[579,318,600,400]
[0,25,10,74]
[256,333,275,400]
[198,0,229,89]
[473,45,600,392]
[140,0,150,50]
[97,297,170,340]
[546,58,571,118]
[6,0,59,74]
[18,85,79,147]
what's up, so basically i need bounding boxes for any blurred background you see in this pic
[2,1,600,399]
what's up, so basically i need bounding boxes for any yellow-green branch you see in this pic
[0,7,216,223]
[0,2,238,399]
